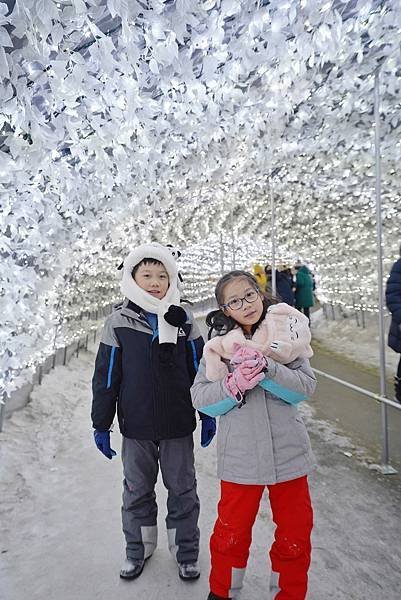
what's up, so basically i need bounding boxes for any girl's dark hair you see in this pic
[131,258,164,278]
[205,270,279,340]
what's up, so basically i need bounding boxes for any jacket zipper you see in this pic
[150,337,159,439]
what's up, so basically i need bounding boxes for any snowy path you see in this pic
[1,345,401,600]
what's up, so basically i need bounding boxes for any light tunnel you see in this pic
[1,2,401,599]
[1,0,401,396]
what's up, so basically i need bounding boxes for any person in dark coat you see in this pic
[265,266,295,306]
[283,267,296,292]
[295,265,314,322]
[385,245,401,403]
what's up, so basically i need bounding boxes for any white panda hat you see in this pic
[120,243,181,344]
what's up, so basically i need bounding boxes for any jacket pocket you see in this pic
[294,416,310,452]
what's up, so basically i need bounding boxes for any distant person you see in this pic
[283,266,295,290]
[265,265,295,306]
[295,265,314,323]
[91,243,215,581]
[385,245,401,403]
[252,263,267,292]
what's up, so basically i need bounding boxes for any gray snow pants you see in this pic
[121,435,200,564]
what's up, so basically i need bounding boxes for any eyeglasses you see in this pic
[221,289,260,311]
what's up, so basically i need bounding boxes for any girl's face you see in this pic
[221,277,264,332]
[134,262,169,299]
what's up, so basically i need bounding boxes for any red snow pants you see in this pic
[209,476,313,599]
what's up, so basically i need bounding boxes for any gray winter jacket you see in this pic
[191,356,317,485]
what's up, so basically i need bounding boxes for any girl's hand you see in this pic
[236,357,267,379]
[231,346,266,370]
[224,366,265,400]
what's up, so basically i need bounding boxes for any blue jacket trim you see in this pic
[258,377,307,405]
[106,346,116,389]
[197,396,237,417]
[144,312,159,341]
[189,340,199,371]
[198,378,307,417]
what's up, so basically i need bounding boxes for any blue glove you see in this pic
[201,416,216,448]
[94,430,117,459]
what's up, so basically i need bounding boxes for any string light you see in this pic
[1,0,401,396]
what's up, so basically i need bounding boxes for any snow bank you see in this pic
[311,308,399,376]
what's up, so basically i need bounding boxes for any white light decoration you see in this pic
[1,0,401,396]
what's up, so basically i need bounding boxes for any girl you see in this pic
[191,271,316,600]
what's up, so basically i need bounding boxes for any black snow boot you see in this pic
[395,377,401,403]
[207,593,232,600]
[178,561,200,581]
[120,555,152,580]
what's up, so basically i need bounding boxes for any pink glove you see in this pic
[224,363,265,401]
[230,346,267,374]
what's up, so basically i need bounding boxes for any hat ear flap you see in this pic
[117,261,124,280]
[166,244,181,260]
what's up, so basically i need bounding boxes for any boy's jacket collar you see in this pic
[120,298,152,328]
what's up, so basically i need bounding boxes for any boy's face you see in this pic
[134,262,169,300]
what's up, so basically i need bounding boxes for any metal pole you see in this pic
[374,69,390,468]
[352,295,360,327]
[0,393,6,433]
[219,232,224,275]
[230,205,236,269]
[269,180,277,297]
[312,366,395,476]
[312,367,401,412]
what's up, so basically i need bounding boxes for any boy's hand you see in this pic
[94,430,117,460]
[201,416,216,448]
[164,305,187,327]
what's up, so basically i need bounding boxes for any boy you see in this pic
[91,243,216,581]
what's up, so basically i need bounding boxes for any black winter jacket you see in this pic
[385,258,401,353]
[276,271,295,306]
[91,299,204,439]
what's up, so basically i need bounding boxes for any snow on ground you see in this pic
[311,308,399,378]
[1,343,401,600]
